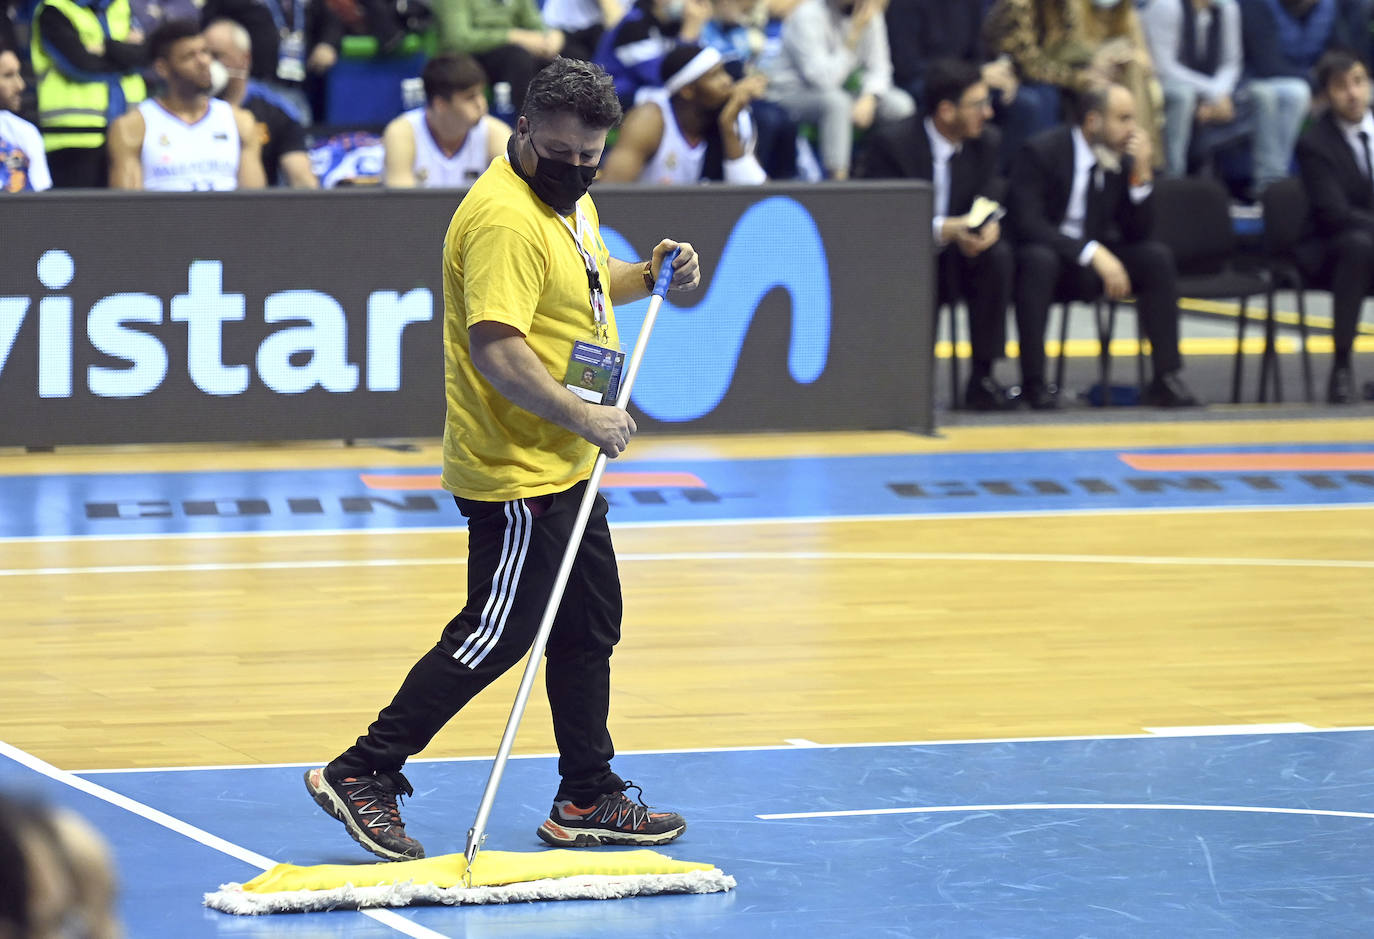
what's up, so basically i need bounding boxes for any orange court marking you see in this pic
[1119,453,1374,472]
[360,472,708,491]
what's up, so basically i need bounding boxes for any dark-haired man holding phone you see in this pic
[861,57,1015,410]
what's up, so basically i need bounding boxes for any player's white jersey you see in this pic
[139,97,240,191]
[405,108,492,187]
[637,88,754,186]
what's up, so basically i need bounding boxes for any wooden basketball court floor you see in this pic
[3,415,1373,936]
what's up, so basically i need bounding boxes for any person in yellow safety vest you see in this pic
[30,0,146,187]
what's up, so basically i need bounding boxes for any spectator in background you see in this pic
[130,0,202,35]
[543,0,623,61]
[596,0,711,109]
[699,0,799,177]
[884,0,1018,112]
[199,0,338,123]
[1,42,51,191]
[382,52,510,186]
[30,0,146,187]
[984,0,1137,165]
[600,42,768,182]
[1295,50,1374,402]
[1080,0,1164,167]
[1142,0,1253,179]
[1008,84,1198,409]
[1236,0,1338,192]
[764,0,914,179]
[108,19,265,189]
[204,18,317,186]
[436,0,563,116]
[860,58,1015,410]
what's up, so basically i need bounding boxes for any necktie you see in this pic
[1084,163,1104,241]
[1359,130,1373,184]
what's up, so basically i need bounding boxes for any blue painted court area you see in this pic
[4,730,1374,937]
[3,442,1374,540]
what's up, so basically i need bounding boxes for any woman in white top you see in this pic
[382,54,513,188]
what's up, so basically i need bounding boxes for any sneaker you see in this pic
[536,781,686,847]
[304,767,425,861]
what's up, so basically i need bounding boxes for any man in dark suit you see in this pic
[861,58,1016,409]
[1008,83,1198,408]
[1295,50,1374,404]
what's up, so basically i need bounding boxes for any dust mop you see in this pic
[206,250,736,914]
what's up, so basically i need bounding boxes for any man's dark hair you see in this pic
[923,58,983,119]
[422,54,487,104]
[523,57,623,130]
[1316,49,1365,92]
[1073,83,1116,124]
[148,19,203,63]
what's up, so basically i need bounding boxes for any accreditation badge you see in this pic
[277,30,307,82]
[564,340,625,406]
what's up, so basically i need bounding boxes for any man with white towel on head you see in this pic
[599,42,768,184]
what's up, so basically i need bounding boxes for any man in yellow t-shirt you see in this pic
[305,57,702,863]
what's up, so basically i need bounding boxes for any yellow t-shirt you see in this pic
[440,156,618,501]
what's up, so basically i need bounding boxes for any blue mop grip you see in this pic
[653,247,681,298]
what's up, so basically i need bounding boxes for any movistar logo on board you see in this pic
[0,251,431,398]
[0,197,831,418]
[603,196,832,422]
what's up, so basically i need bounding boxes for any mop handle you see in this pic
[465,249,680,868]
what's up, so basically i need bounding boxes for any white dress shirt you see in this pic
[1061,126,1153,266]
[1340,109,1374,180]
[926,117,961,244]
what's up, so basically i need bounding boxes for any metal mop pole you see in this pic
[464,249,681,868]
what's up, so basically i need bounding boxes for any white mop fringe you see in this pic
[204,868,737,914]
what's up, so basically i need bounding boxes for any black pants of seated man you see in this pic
[1013,240,1183,387]
[938,240,1013,382]
[328,479,624,805]
[1301,228,1374,373]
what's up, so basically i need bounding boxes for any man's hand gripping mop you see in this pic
[205,251,737,914]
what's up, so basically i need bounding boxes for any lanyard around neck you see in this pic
[559,204,609,343]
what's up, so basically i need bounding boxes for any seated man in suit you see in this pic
[1008,83,1198,408]
[860,58,1016,410]
[1295,50,1374,404]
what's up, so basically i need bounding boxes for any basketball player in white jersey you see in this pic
[108,19,265,191]
[599,43,767,185]
[382,54,512,188]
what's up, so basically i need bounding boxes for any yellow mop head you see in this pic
[204,849,736,914]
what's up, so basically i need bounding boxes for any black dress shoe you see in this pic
[1022,379,1058,410]
[1144,371,1201,407]
[1327,366,1355,404]
[964,376,1017,411]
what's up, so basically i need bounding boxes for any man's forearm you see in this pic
[470,328,591,436]
[607,256,652,305]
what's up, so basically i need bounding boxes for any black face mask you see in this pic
[508,131,597,215]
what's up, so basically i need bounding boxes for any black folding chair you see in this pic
[1151,177,1272,403]
[1258,177,1316,402]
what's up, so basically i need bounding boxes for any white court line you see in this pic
[71,725,1374,776]
[5,549,1374,578]
[0,740,450,939]
[1,498,1372,545]
[1145,723,1318,736]
[757,802,1374,822]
